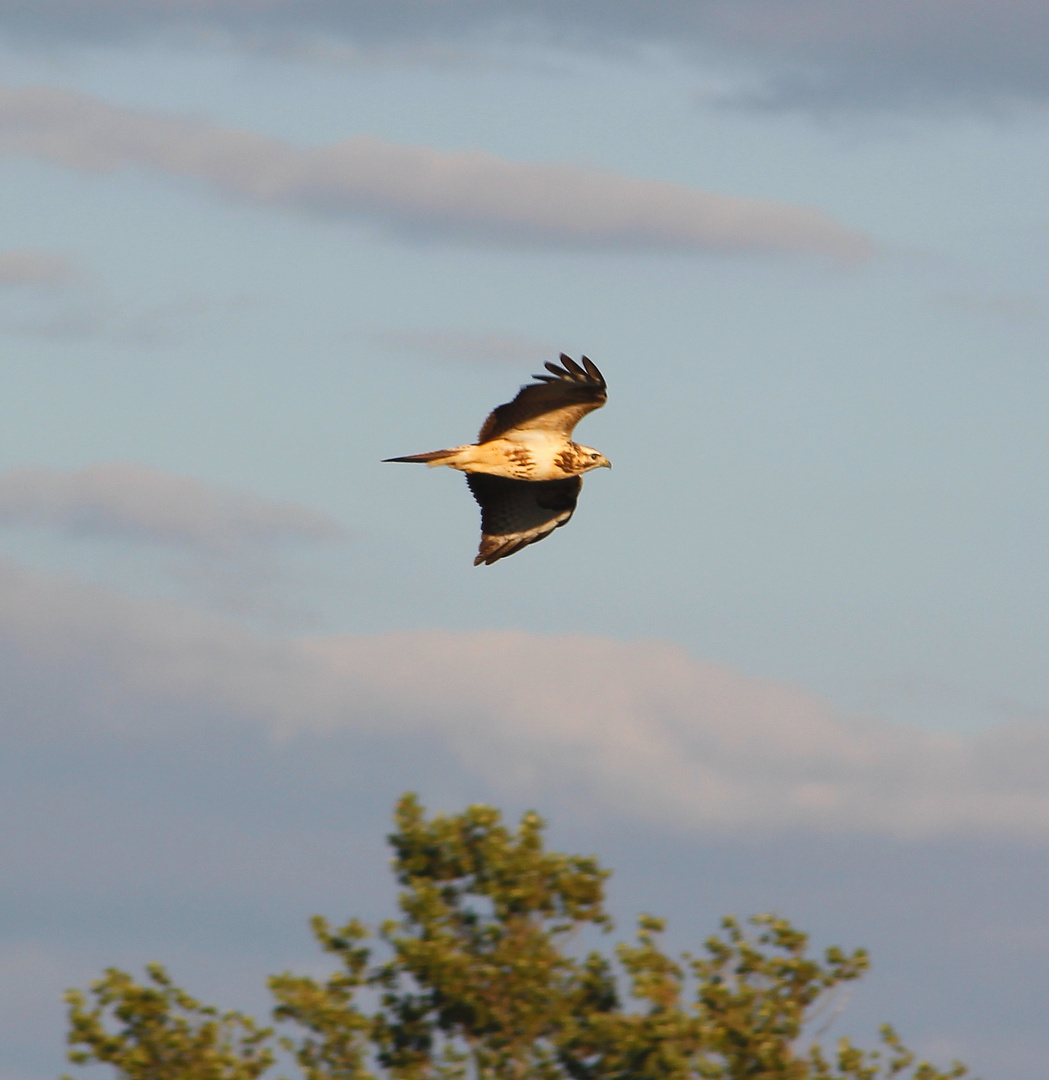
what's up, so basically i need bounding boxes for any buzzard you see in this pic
[384,354,610,565]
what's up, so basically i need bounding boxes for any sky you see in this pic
[1,3,1048,1078]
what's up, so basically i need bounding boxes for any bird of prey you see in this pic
[384,354,610,565]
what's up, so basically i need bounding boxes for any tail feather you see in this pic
[383,448,459,464]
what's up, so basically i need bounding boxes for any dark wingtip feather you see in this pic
[539,354,603,384]
[535,353,605,386]
[580,355,604,382]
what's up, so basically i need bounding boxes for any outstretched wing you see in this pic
[466,473,582,565]
[477,354,606,443]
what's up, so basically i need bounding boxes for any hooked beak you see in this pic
[601,458,612,470]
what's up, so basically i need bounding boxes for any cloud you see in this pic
[6,293,257,345]
[0,2,1046,111]
[3,556,1048,839]
[705,0,1049,111]
[0,249,77,286]
[0,254,238,347]
[0,85,871,259]
[0,463,345,555]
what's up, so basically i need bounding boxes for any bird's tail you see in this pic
[382,448,463,466]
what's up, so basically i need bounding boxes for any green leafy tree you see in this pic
[62,963,274,1080]
[65,795,972,1080]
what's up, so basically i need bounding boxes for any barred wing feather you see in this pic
[477,354,606,443]
[466,474,582,566]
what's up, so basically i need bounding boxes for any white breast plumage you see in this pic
[384,354,611,564]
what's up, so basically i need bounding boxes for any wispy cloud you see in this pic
[0,2,1046,111]
[300,631,1049,839]
[0,249,256,345]
[0,248,78,286]
[0,85,871,260]
[5,293,258,345]
[2,557,1047,840]
[0,463,345,555]
[0,464,350,626]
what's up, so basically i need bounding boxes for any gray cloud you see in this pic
[2,557,1048,839]
[708,0,1049,111]
[0,463,345,555]
[0,85,871,259]
[0,2,1046,110]
[0,248,77,286]
[6,293,258,345]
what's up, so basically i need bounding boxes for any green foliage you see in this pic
[269,916,375,1080]
[62,963,274,1080]
[64,795,973,1080]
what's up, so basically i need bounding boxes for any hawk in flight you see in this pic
[385,354,610,565]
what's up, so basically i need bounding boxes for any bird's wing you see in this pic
[477,354,606,443]
[466,473,582,565]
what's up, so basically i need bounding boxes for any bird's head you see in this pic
[578,446,612,472]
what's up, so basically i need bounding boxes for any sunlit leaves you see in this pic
[63,795,972,1080]
[63,963,274,1080]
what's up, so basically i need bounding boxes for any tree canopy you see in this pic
[63,794,972,1080]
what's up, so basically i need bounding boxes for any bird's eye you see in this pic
[590,452,599,459]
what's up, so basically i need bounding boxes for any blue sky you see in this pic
[1,4,1049,1078]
